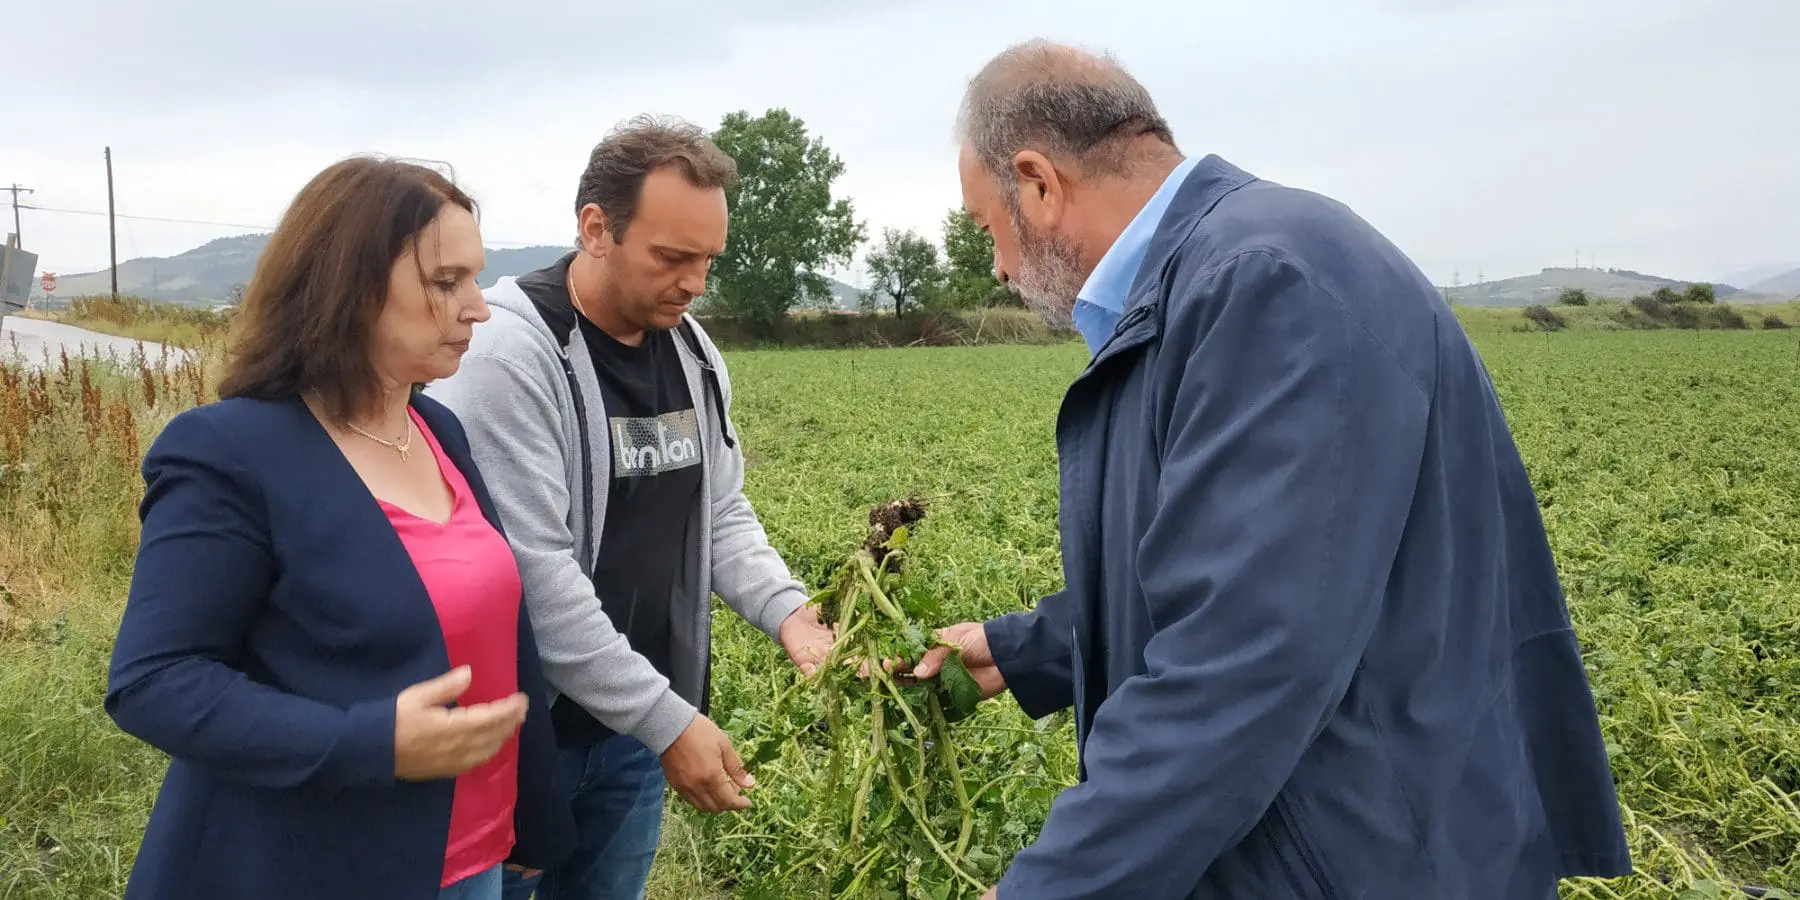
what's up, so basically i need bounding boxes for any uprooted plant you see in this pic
[728,496,998,898]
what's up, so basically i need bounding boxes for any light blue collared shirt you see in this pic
[1071,155,1201,355]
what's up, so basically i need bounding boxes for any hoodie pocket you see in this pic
[1268,793,1337,900]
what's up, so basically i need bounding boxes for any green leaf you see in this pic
[938,652,983,722]
[902,622,929,659]
[1677,880,1724,900]
[897,585,943,622]
[746,736,785,767]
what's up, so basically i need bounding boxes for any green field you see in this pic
[3,330,1798,898]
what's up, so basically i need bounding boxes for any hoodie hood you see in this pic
[486,251,580,350]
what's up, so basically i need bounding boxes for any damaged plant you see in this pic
[731,496,995,899]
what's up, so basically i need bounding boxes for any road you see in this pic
[0,314,191,370]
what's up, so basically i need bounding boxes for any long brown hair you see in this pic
[218,156,476,426]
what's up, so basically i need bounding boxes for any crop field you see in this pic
[2,328,1798,899]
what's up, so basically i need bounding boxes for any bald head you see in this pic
[956,40,1178,205]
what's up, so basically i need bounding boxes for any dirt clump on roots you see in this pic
[864,496,928,562]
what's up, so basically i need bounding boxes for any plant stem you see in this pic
[842,846,887,896]
[869,663,928,737]
[855,553,908,624]
[929,692,975,857]
[880,745,988,894]
[848,728,880,850]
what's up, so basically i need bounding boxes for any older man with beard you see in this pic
[911,39,1632,900]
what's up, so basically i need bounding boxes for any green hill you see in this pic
[38,234,865,308]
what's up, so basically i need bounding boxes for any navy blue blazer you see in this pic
[985,156,1630,897]
[106,393,574,900]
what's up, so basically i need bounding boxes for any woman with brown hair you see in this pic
[105,156,573,900]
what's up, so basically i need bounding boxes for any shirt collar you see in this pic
[1075,155,1201,316]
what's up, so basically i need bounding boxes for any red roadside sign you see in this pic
[40,272,55,293]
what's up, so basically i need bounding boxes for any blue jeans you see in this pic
[440,865,502,900]
[502,735,666,900]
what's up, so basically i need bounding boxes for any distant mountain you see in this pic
[1745,266,1800,298]
[1442,267,1787,306]
[1719,263,1800,289]
[37,233,866,309]
[42,234,272,304]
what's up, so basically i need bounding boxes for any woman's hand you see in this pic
[393,666,527,781]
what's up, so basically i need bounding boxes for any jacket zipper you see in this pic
[556,347,595,577]
[676,318,734,448]
[674,318,721,713]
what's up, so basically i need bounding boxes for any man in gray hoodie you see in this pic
[425,114,834,900]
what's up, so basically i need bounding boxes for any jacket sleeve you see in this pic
[424,343,698,756]
[982,590,1078,719]
[996,251,1431,899]
[105,408,398,792]
[505,565,577,869]
[689,323,808,641]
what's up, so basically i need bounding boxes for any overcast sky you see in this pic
[7,0,1796,288]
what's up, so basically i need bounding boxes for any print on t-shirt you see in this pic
[611,409,702,477]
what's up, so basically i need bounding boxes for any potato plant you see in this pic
[712,498,1039,899]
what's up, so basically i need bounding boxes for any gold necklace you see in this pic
[566,264,590,321]
[345,415,414,462]
[304,390,414,461]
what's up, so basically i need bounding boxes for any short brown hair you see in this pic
[576,114,738,241]
[218,156,476,425]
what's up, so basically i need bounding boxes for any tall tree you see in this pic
[864,228,944,318]
[706,109,865,326]
[938,208,1014,309]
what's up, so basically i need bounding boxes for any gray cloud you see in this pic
[17,0,884,107]
[10,0,1798,287]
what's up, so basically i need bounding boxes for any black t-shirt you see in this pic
[579,314,704,682]
[518,259,704,746]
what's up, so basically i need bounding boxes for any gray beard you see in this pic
[1008,211,1087,330]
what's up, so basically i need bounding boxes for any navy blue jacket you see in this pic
[985,156,1633,898]
[106,394,574,900]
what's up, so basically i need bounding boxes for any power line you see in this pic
[19,202,549,247]
[23,203,271,231]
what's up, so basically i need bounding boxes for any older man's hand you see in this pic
[911,622,1007,699]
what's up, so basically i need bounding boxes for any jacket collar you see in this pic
[1084,154,1259,370]
[514,251,581,349]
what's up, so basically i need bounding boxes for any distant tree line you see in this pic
[1557,283,1717,307]
[691,108,1019,331]
[1526,280,1791,332]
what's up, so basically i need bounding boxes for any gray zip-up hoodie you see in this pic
[423,271,808,756]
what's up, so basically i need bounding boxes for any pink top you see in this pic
[380,407,521,887]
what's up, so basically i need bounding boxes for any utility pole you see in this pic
[105,147,118,302]
[4,184,32,245]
